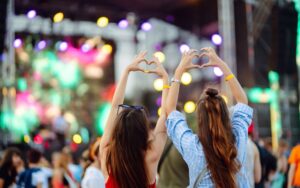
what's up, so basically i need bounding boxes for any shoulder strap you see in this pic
[193,166,208,188]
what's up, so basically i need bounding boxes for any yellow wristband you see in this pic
[163,85,171,89]
[225,74,234,81]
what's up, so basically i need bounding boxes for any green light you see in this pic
[17,78,27,91]
[268,71,279,83]
[80,127,90,144]
[95,102,111,135]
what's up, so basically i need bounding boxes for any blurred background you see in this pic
[0,0,299,160]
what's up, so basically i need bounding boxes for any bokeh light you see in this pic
[23,135,31,143]
[59,41,68,51]
[158,107,162,116]
[180,44,190,53]
[102,44,113,54]
[154,51,165,63]
[153,78,164,91]
[181,72,192,85]
[184,101,196,113]
[221,95,228,104]
[141,22,152,31]
[211,34,222,45]
[53,12,64,23]
[118,19,129,29]
[14,38,22,48]
[27,10,36,19]
[73,134,82,144]
[97,17,109,27]
[213,67,223,77]
[81,44,91,52]
[37,40,46,50]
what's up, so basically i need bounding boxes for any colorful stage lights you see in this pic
[97,17,109,27]
[53,12,64,23]
[27,10,36,19]
[181,72,192,85]
[211,34,222,45]
[141,22,152,31]
[184,101,196,113]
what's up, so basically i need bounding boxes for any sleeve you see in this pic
[288,147,299,164]
[166,111,200,165]
[230,103,253,163]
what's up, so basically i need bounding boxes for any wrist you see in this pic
[174,68,184,78]
[219,63,232,76]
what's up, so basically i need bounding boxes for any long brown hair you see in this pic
[196,88,240,188]
[106,108,150,188]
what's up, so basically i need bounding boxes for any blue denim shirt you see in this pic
[166,103,253,188]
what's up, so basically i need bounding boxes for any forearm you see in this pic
[101,68,130,147]
[288,165,295,187]
[166,68,182,114]
[220,63,248,104]
[111,69,130,107]
[155,75,169,133]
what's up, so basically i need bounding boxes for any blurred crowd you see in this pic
[0,132,300,188]
[0,138,105,188]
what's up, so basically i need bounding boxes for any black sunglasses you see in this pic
[117,104,144,114]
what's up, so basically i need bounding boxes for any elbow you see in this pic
[254,173,261,183]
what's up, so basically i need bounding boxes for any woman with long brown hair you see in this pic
[100,51,169,188]
[165,48,253,188]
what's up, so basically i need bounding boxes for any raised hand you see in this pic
[177,49,201,72]
[147,56,168,78]
[199,47,226,69]
[127,51,147,72]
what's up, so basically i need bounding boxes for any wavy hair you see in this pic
[196,88,240,188]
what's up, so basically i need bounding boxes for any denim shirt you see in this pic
[166,103,253,188]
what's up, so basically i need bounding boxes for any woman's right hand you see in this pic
[199,47,227,69]
[176,49,200,73]
[127,51,147,72]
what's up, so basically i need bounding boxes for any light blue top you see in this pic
[166,103,253,188]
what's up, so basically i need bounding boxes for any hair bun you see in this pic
[205,88,219,97]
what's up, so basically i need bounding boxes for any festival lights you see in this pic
[184,101,196,113]
[181,72,192,85]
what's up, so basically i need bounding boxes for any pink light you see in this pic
[213,67,223,77]
[34,135,43,144]
[211,34,222,45]
[59,42,68,51]
[27,10,36,19]
[118,19,128,29]
[156,97,162,106]
[37,40,46,50]
[14,39,22,48]
[141,22,152,31]
[180,44,190,53]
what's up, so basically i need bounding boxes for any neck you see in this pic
[29,163,39,168]
[91,160,100,169]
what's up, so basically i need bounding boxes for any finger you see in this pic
[199,63,211,69]
[188,49,198,55]
[200,47,212,53]
[138,51,147,59]
[188,64,201,69]
[152,55,160,63]
[147,70,159,74]
[136,68,145,72]
[198,52,209,58]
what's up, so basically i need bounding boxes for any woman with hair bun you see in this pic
[165,48,253,188]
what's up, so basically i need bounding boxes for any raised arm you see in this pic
[166,50,200,114]
[200,47,248,104]
[100,52,147,176]
[146,56,169,162]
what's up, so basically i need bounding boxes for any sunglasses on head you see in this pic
[117,104,144,114]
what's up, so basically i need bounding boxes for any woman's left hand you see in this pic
[147,56,168,78]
